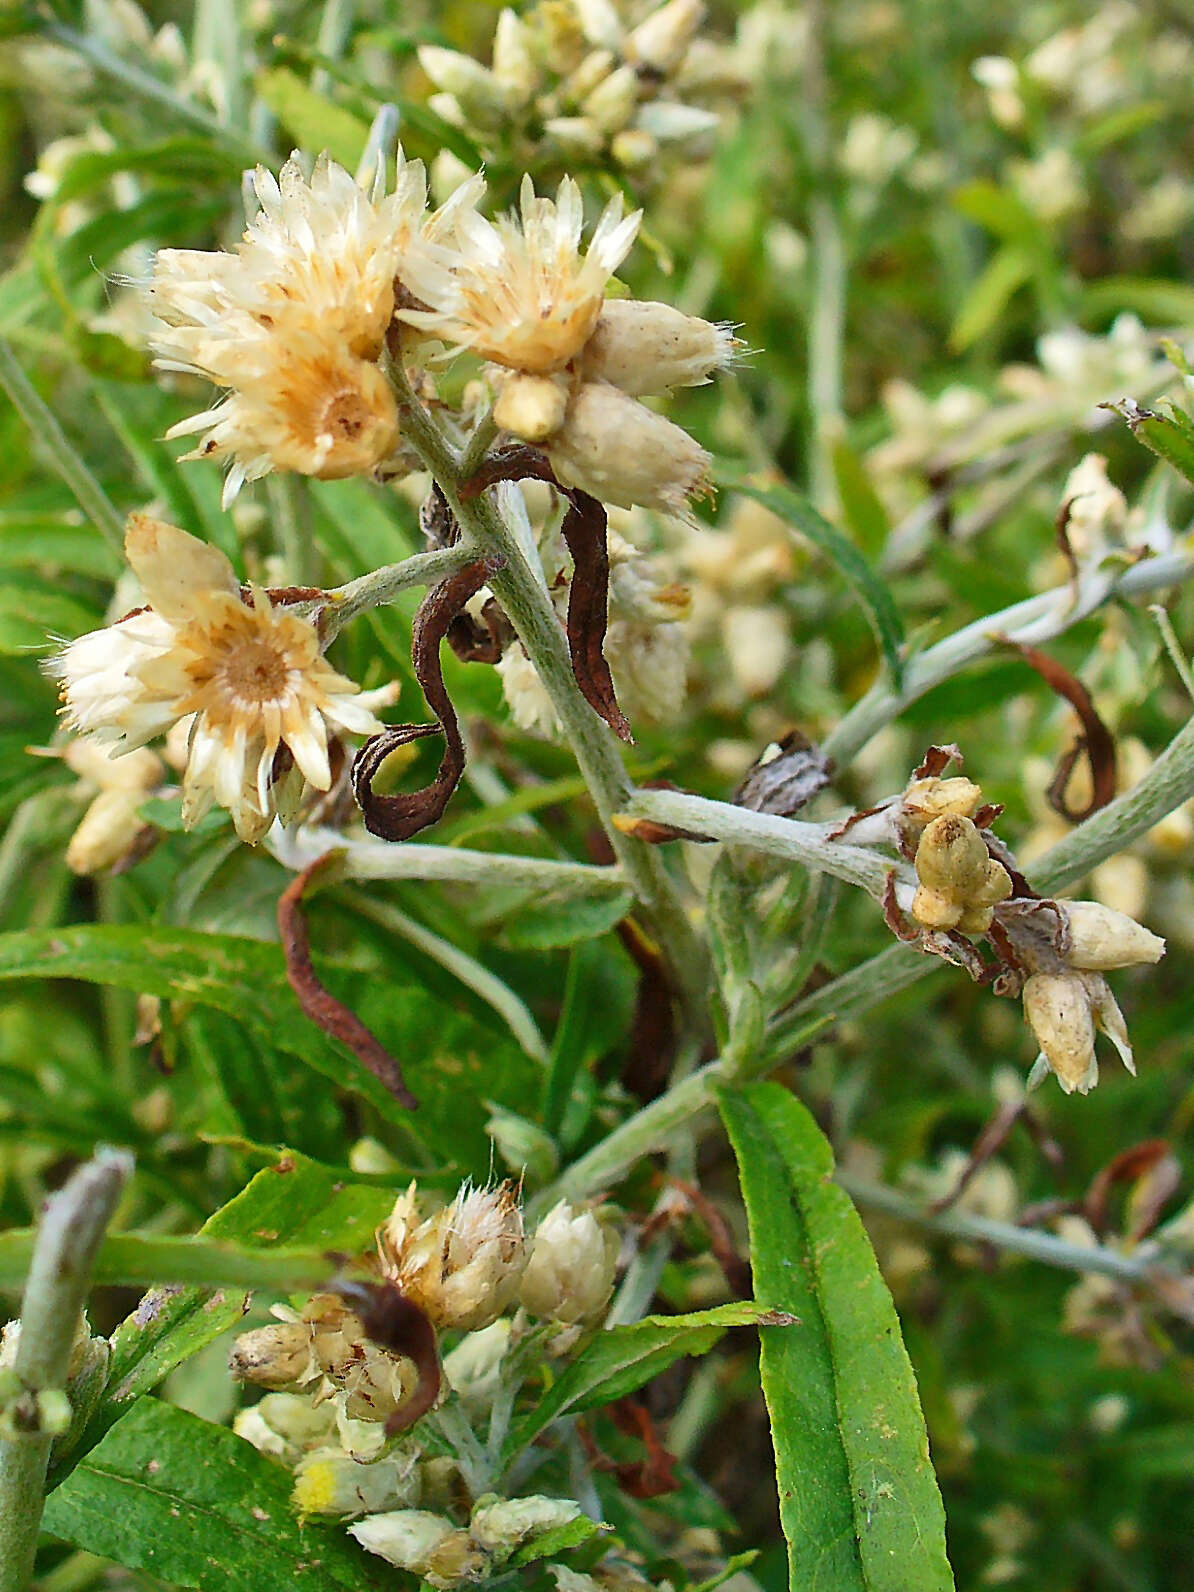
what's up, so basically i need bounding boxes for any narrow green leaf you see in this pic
[81,1153,392,1454]
[51,137,243,202]
[1081,275,1194,327]
[830,437,892,560]
[497,886,633,949]
[255,68,371,168]
[43,1400,378,1590]
[0,922,410,1124]
[505,1302,782,1461]
[0,1230,332,1292]
[717,472,904,685]
[719,1082,954,1592]
[950,180,1042,245]
[1107,398,1194,487]
[948,244,1034,352]
[0,579,101,653]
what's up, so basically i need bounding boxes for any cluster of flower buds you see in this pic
[145,150,735,522]
[852,747,1166,1094]
[419,0,740,186]
[380,1181,618,1332]
[46,516,390,842]
[498,525,691,735]
[351,1492,584,1586]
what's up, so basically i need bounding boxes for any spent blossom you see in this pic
[381,1181,527,1332]
[47,516,386,843]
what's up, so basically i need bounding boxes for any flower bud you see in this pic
[581,300,736,397]
[66,788,151,875]
[547,381,712,519]
[492,9,538,105]
[233,1392,339,1463]
[293,1444,421,1518]
[469,1493,583,1555]
[228,1323,318,1389]
[519,1200,619,1325]
[611,129,659,171]
[384,1182,527,1332]
[634,100,720,143]
[542,116,605,160]
[583,64,640,135]
[914,814,991,895]
[418,47,510,123]
[1061,902,1165,970]
[562,49,617,105]
[626,0,705,73]
[901,776,983,827]
[493,373,571,443]
[348,1511,464,1580]
[1023,971,1098,1094]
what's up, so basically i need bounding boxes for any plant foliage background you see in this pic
[2,0,1194,1589]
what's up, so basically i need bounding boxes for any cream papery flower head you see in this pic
[163,326,401,506]
[399,174,641,374]
[47,516,385,843]
[149,150,436,363]
[381,1180,527,1332]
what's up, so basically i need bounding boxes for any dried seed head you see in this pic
[299,1293,419,1424]
[914,814,991,894]
[1023,970,1099,1094]
[1061,901,1165,970]
[382,1181,527,1332]
[228,1322,319,1389]
[546,380,712,518]
[519,1200,620,1324]
[580,299,737,396]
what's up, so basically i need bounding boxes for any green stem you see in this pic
[0,1151,131,1592]
[0,340,125,554]
[266,475,316,587]
[321,546,477,640]
[345,889,549,1063]
[824,547,1194,770]
[269,827,626,895]
[387,364,710,1027]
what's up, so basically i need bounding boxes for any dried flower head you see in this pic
[401,175,640,374]
[911,814,1012,933]
[580,299,737,395]
[48,516,385,842]
[381,1181,527,1332]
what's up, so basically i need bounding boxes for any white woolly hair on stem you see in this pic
[0,1149,133,1592]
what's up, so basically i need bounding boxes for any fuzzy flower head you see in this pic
[401,175,641,374]
[519,1200,619,1325]
[47,516,385,843]
[145,151,449,501]
[381,1181,527,1332]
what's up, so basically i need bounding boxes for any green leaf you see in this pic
[830,437,891,560]
[1081,276,1194,327]
[716,472,904,685]
[505,1302,783,1461]
[496,886,633,949]
[82,1153,393,1453]
[0,514,121,579]
[52,138,242,203]
[718,1082,954,1592]
[43,1400,378,1591]
[0,577,101,653]
[510,1515,604,1567]
[0,922,413,1124]
[948,245,1034,352]
[255,68,371,168]
[950,181,1041,245]
[1106,398,1194,487]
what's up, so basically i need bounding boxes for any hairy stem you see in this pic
[824,547,1194,769]
[322,546,478,639]
[388,365,710,1026]
[0,1150,132,1592]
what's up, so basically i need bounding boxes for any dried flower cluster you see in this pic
[231,1181,619,1578]
[845,747,1165,1094]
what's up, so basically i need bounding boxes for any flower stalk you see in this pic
[0,1150,132,1592]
